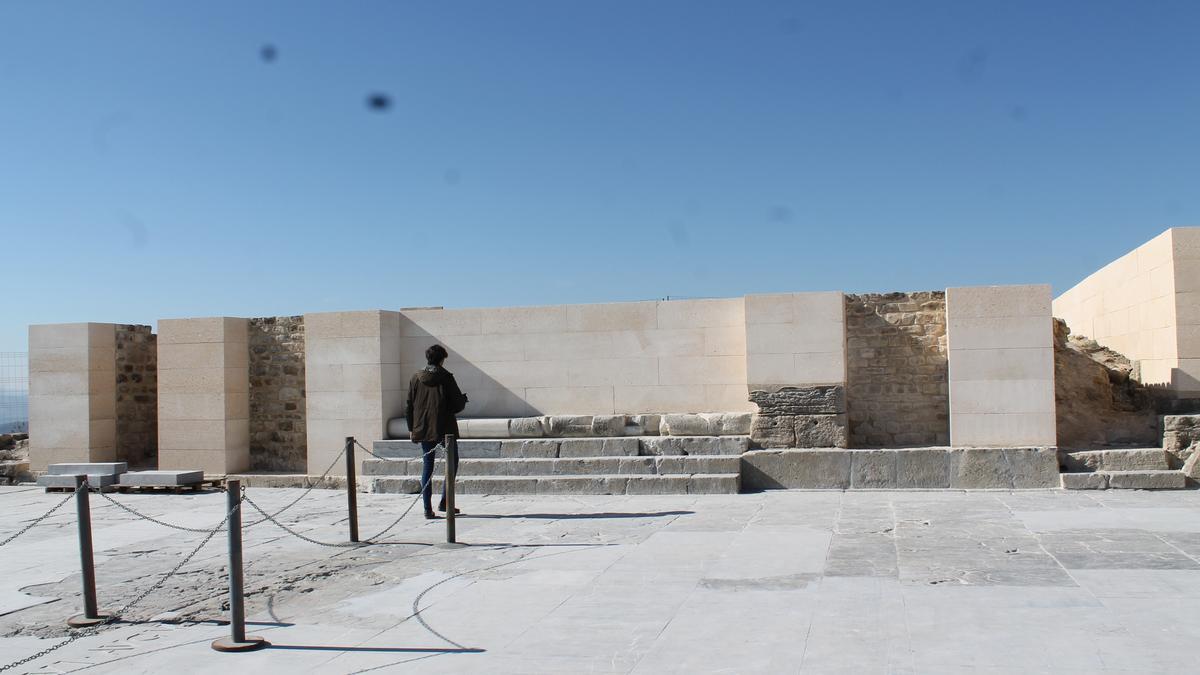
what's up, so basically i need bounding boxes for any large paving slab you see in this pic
[0,486,1199,672]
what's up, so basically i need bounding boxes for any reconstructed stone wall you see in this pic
[115,325,157,468]
[845,292,949,447]
[1053,227,1200,396]
[249,316,306,472]
[394,300,751,417]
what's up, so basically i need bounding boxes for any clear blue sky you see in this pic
[3,1,1198,352]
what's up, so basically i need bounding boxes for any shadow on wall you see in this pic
[390,318,540,422]
[844,293,950,448]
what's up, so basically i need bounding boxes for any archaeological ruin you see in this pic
[22,228,1200,492]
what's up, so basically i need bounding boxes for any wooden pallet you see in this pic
[44,485,118,494]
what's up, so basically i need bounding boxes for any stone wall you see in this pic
[249,316,306,472]
[115,325,157,468]
[844,292,949,447]
[393,300,751,417]
[1053,227,1200,396]
[1054,319,1157,448]
[748,385,848,448]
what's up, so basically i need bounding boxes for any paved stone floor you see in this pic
[0,486,1198,673]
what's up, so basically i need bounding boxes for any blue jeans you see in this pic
[419,440,458,511]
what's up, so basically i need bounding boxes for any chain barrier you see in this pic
[0,494,239,673]
[0,482,83,548]
[353,440,443,542]
[243,443,348,528]
[356,439,443,462]
[0,439,445,669]
[242,442,438,547]
[80,442,349,534]
[97,491,222,534]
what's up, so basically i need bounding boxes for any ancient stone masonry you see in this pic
[844,293,949,447]
[1054,319,1157,448]
[115,324,157,468]
[1162,415,1200,476]
[748,385,848,448]
[249,316,306,472]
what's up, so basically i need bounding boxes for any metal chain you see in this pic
[90,442,349,534]
[243,443,439,547]
[241,492,365,548]
[97,491,222,534]
[356,439,443,462]
[243,443,348,527]
[0,494,237,673]
[355,441,440,543]
[0,482,83,548]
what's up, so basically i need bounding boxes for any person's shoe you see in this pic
[437,501,461,515]
[424,509,437,520]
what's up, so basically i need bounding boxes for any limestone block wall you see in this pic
[844,293,949,447]
[305,310,400,475]
[157,317,250,474]
[1053,227,1200,396]
[743,292,848,448]
[392,299,751,418]
[947,285,1056,447]
[27,323,117,470]
[115,325,157,468]
[249,316,307,472]
[744,292,845,389]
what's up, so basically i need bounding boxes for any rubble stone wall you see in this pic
[249,316,307,472]
[115,325,157,468]
[1054,319,1158,448]
[845,293,949,447]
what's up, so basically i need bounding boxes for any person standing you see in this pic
[405,344,469,519]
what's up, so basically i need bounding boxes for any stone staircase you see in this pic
[365,436,746,495]
[1059,448,1188,490]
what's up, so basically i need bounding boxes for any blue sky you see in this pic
[2,0,1198,353]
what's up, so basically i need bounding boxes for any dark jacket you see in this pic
[405,365,468,442]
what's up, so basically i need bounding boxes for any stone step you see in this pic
[1060,449,1170,473]
[370,473,740,495]
[362,455,741,477]
[370,436,749,460]
[1061,470,1189,490]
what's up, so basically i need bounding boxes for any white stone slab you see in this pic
[46,462,127,476]
[37,473,119,488]
[117,470,204,486]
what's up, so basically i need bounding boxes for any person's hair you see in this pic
[425,344,448,365]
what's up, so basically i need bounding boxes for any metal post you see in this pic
[211,479,267,652]
[445,435,457,544]
[67,475,108,627]
[345,436,359,542]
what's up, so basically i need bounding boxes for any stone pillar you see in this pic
[304,310,400,476]
[157,317,250,474]
[744,292,848,448]
[28,323,117,470]
[947,285,1056,447]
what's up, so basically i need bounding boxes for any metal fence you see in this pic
[0,352,28,434]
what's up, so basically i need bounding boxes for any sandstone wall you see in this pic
[157,317,250,474]
[947,285,1057,447]
[1053,227,1200,396]
[28,323,117,470]
[305,310,399,475]
[393,300,751,418]
[844,292,949,447]
[115,325,157,468]
[249,316,306,472]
